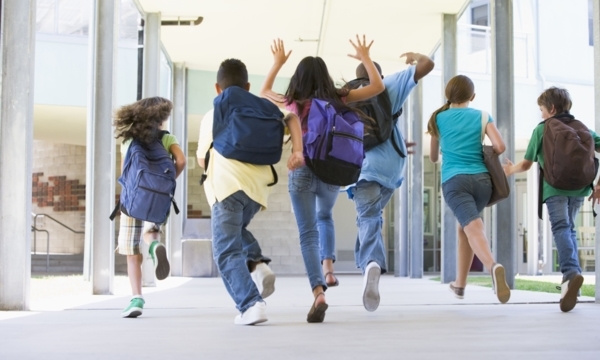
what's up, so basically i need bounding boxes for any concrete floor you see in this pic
[1,275,599,360]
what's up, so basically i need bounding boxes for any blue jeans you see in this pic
[352,180,395,274]
[545,195,584,281]
[289,166,339,290]
[211,191,270,312]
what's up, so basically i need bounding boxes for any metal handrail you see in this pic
[31,226,50,272]
[31,212,84,272]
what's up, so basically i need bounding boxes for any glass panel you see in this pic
[36,0,56,33]
[159,51,172,99]
[120,0,140,40]
[57,0,91,36]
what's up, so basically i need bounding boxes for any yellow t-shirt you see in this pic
[197,108,288,210]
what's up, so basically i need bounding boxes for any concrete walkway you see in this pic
[1,275,600,360]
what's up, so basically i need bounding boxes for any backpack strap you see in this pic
[390,130,406,158]
[109,201,120,221]
[392,107,403,119]
[199,143,278,187]
[538,165,544,220]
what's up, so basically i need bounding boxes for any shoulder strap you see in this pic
[480,111,489,144]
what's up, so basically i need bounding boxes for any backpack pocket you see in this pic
[328,116,364,166]
[130,170,176,223]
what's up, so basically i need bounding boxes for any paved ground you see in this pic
[1,275,600,360]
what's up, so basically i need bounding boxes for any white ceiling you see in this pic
[139,0,469,78]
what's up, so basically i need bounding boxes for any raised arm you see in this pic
[345,35,385,103]
[400,52,434,82]
[260,39,291,108]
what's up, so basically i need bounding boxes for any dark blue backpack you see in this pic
[110,131,179,224]
[303,99,364,186]
[200,86,284,186]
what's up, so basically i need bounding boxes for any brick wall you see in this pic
[32,141,86,254]
[187,140,305,274]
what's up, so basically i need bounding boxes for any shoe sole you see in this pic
[363,266,381,312]
[234,318,268,325]
[493,265,511,304]
[307,303,329,323]
[449,284,464,299]
[260,273,276,299]
[560,274,583,313]
[122,308,142,318]
[154,245,170,281]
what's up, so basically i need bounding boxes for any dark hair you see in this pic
[217,58,248,90]
[113,97,173,145]
[355,62,382,79]
[285,56,353,128]
[427,75,475,137]
[537,86,572,116]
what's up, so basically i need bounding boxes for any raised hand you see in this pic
[271,38,292,66]
[348,34,374,62]
[400,52,420,65]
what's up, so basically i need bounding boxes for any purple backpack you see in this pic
[303,99,364,186]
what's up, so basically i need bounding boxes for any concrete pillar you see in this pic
[491,0,517,288]
[409,83,424,278]
[395,114,410,277]
[141,12,161,286]
[440,13,458,284]
[86,0,119,295]
[592,0,600,303]
[169,63,188,276]
[0,0,36,310]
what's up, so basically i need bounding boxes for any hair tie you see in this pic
[446,100,451,105]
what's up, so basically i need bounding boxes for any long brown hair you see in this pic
[427,75,475,137]
[113,97,173,145]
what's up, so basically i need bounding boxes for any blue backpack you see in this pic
[110,131,179,224]
[200,86,284,186]
[303,99,364,186]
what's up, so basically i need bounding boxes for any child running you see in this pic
[261,35,384,322]
[428,75,510,304]
[114,97,187,318]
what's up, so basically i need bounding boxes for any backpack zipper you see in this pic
[332,126,363,142]
[139,185,170,196]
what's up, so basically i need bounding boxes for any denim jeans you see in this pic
[211,190,270,312]
[545,195,584,281]
[289,166,339,290]
[441,173,491,228]
[352,180,395,274]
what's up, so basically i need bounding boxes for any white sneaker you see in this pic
[362,262,381,312]
[251,263,276,299]
[234,301,268,325]
[560,274,584,313]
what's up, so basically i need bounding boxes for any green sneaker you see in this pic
[122,297,145,318]
[149,241,170,280]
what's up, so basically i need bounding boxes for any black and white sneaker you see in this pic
[559,274,584,313]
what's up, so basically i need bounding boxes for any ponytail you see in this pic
[426,101,450,138]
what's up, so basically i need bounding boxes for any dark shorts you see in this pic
[441,173,492,228]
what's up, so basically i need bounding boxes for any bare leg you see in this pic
[143,230,159,245]
[312,285,327,305]
[127,254,143,295]
[322,259,336,284]
[455,225,474,288]
[462,218,495,271]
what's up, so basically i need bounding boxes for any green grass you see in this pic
[430,276,596,297]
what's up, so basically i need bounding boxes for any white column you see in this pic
[395,113,410,277]
[169,63,188,276]
[491,0,517,288]
[592,0,600,303]
[0,0,36,310]
[141,12,162,286]
[440,13,458,284]
[86,0,119,295]
[409,83,424,278]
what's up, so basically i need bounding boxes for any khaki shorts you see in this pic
[117,214,162,255]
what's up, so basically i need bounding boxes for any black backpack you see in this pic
[345,78,405,157]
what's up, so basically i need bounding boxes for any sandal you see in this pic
[306,293,328,323]
[324,272,339,287]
